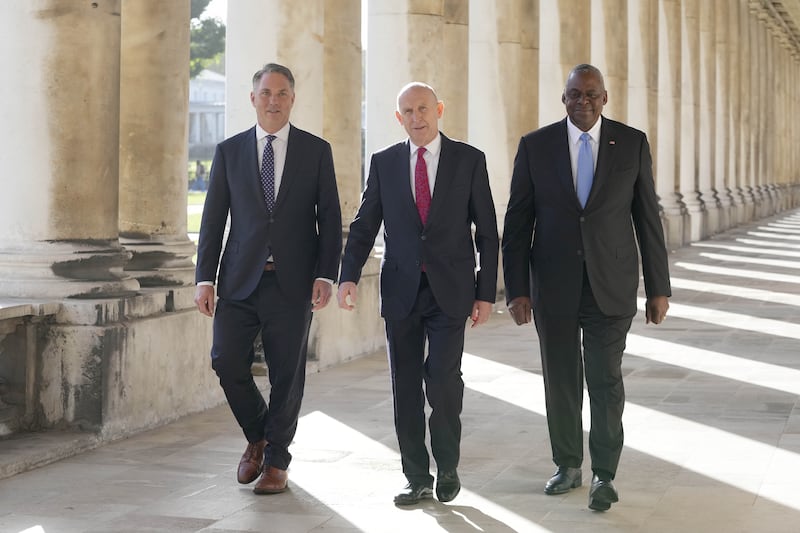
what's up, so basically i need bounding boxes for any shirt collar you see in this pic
[409,132,442,158]
[256,121,291,143]
[567,115,602,145]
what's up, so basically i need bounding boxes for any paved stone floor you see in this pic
[2,208,800,532]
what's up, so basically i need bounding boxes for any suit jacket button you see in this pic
[421,235,427,241]
[577,250,583,256]
[269,218,274,223]
[580,216,585,222]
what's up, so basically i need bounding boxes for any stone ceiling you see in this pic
[761,0,800,57]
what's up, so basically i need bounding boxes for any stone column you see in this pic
[0,1,138,299]
[538,0,591,125]
[737,2,756,221]
[697,0,719,235]
[119,0,196,287]
[366,0,469,160]
[713,0,733,230]
[757,17,775,215]
[323,0,363,224]
[592,0,627,122]
[656,0,687,248]
[679,0,704,242]
[627,0,658,146]
[226,0,361,222]
[727,2,745,223]
[227,0,376,366]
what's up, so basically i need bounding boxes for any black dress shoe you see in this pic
[394,482,433,505]
[588,475,619,511]
[544,466,582,495]
[436,470,461,502]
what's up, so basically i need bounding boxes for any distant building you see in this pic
[189,69,225,160]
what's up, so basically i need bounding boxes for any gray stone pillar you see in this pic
[592,0,628,122]
[679,0,705,242]
[119,0,196,287]
[226,0,362,223]
[713,0,733,230]
[627,0,658,144]
[366,0,469,159]
[737,2,756,221]
[0,1,138,299]
[226,0,376,366]
[538,0,590,125]
[656,0,687,248]
[727,2,745,223]
[323,0,363,224]
[697,0,719,235]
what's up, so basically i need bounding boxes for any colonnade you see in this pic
[0,0,797,440]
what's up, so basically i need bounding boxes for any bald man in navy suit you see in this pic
[338,82,498,505]
[195,63,342,495]
[502,64,671,511]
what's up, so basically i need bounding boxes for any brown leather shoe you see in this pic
[253,465,289,494]
[237,440,266,484]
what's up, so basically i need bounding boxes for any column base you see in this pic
[0,240,139,299]
[120,236,197,287]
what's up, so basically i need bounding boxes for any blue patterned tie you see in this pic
[576,132,593,208]
[260,134,276,212]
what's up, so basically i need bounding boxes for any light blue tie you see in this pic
[576,132,593,208]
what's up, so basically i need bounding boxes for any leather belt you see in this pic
[263,262,276,272]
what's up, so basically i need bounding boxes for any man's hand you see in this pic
[645,295,669,324]
[311,280,332,311]
[338,281,358,310]
[194,284,215,317]
[470,300,493,328]
[507,296,532,325]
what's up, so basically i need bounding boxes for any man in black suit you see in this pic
[502,64,671,511]
[337,82,499,505]
[194,63,342,495]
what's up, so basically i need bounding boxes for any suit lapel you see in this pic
[274,124,299,212]
[393,141,424,229]
[590,117,617,205]
[243,127,267,207]
[427,134,456,227]
[553,120,576,201]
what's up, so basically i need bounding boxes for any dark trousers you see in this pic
[210,271,312,470]
[533,267,633,479]
[385,274,467,485]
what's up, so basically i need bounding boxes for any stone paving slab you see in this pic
[1,208,799,532]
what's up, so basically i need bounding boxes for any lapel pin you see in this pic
[609,140,616,145]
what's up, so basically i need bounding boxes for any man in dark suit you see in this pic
[502,64,671,511]
[337,82,499,506]
[194,63,342,495]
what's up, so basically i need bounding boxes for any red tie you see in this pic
[415,147,431,225]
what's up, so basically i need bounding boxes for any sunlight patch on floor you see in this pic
[636,297,800,340]
[690,242,800,258]
[626,333,800,396]
[673,262,800,284]
[669,277,800,306]
[290,411,551,533]
[460,353,800,512]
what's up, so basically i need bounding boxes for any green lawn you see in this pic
[187,191,206,234]
[188,191,207,206]
[187,212,202,234]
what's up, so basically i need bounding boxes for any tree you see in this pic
[190,0,225,78]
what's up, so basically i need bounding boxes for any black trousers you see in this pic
[533,267,633,479]
[210,271,312,470]
[384,274,467,485]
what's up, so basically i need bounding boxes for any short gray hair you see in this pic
[252,63,295,90]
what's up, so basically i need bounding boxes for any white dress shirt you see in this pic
[566,115,602,189]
